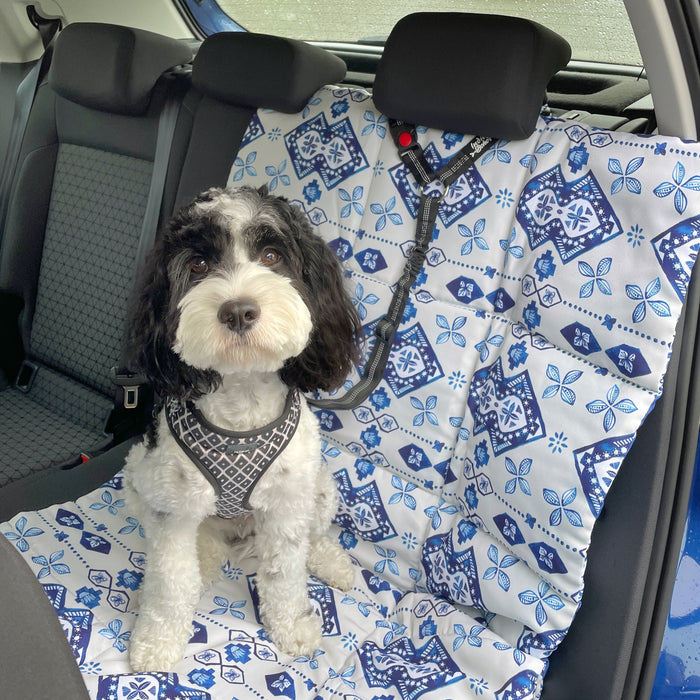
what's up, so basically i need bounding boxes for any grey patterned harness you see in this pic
[166,389,302,518]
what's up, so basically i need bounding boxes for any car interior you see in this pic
[1,2,699,699]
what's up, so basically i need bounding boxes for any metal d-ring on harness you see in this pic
[307,121,496,411]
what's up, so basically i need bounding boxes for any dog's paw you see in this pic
[308,537,355,591]
[129,617,191,673]
[330,553,355,592]
[270,610,323,658]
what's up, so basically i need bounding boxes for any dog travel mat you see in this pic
[4,85,700,699]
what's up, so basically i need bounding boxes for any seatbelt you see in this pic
[0,10,61,241]
[108,75,184,437]
[307,120,495,410]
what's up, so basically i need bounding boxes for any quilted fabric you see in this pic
[3,85,700,700]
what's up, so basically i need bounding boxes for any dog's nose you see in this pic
[217,299,260,334]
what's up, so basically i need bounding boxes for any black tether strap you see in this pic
[308,120,495,410]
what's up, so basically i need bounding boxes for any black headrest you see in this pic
[49,23,193,116]
[192,32,346,113]
[373,13,571,140]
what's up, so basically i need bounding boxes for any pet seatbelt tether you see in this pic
[307,121,495,410]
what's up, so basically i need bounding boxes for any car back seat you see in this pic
[0,22,192,486]
[0,28,346,509]
[2,13,700,700]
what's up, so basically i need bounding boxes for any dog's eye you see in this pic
[190,259,208,275]
[260,248,281,267]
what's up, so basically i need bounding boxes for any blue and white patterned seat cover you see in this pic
[4,85,700,700]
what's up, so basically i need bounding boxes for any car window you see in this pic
[213,0,642,65]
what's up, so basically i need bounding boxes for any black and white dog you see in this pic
[124,185,361,671]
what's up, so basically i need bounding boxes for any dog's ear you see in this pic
[280,207,362,392]
[126,216,220,402]
[257,183,269,198]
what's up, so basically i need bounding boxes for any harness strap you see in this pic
[308,121,495,410]
[166,389,302,519]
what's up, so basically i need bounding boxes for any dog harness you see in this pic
[166,389,302,519]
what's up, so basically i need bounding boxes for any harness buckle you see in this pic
[422,178,447,201]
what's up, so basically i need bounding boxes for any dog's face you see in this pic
[171,188,314,375]
[129,186,361,400]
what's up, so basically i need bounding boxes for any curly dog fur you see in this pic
[123,185,361,671]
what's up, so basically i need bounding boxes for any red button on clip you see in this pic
[398,132,413,147]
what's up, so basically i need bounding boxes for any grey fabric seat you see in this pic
[0,23,192,486]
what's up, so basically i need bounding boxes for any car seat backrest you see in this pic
[0,23,192,400]
[224,10,700,685]
[171,31,346,211]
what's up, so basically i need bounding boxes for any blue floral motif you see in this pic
[353,282,379,321]
[410,395,439,427]
[484,545,519,591]
[626,277,672,322]
[388,475,417,510]
[436,315,467,347]
[361,110,387,138]
[608,156,644,194]
[542,364,582,406]
[89,490,125,516]
[653,161,700,214]
[231,150,257,181]
[454,623,486,650]
[519,142,553,173]
[482,140,511,165]
[424,499,459,530]
[265,160,291,192]
[499,228,524,261]
[548,431,568,454]
[374,545,399,576]
[586,384,638,432]
[339,185,364,217]
[504,457,532,495]
[543,488,583,527]
[370,196,402,231]
[32,550,70,578]
[458,218,489,255]
[4,516,43,552]
[475,333,504,363]
[99,619,130,652]
[209,596,246,619]
[518,582,565,626]
[578,257,612,298]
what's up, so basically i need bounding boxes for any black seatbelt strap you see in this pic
[0,10,61,240]
[308,120,495,410]
[109,74,184,435]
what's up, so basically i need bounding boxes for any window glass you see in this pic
[214,0,642,65]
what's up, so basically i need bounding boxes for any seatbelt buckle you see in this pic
[110,367,146,409]
[15,359,39,393]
